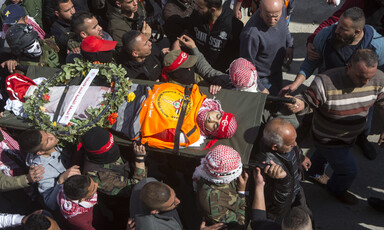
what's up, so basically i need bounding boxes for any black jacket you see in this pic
[187,0,243,72]
[254,143,305,219]
[118,44,163,81]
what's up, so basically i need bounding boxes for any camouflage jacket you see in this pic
[84,157,146,197]
[197,179,246,227]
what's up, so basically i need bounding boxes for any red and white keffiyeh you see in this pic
[229,58,258,91]
[58,187,98,219]
[192,145,242,191]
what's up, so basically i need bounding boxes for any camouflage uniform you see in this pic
[197,178,246,227]
[84,156,146,197]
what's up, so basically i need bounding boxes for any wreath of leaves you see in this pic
[24,59,131,143]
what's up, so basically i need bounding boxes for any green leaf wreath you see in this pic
[24,59,131,143]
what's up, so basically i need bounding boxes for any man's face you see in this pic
[82,17,103,38]
[347,61,377,87]
[82,178,98,201]
[119,0,138,13]
[38,131,59,153]
[56,0,76,22]
[11,0,22,4]
[260,1,282,27]
[132,33,152,58]
[194,0,211,20]
[333,16,357,48]
[158,185,180,212]
[276,127,297,154]
[204,110,222,132]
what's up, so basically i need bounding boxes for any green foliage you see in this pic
[24,59,131,143]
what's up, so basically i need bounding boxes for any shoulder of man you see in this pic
[135,214,182,230]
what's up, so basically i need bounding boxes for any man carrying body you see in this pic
[281,7,384,160]
[287,49,384,205]
[255,118,312,219]
[240,0,293,95]
[187,0,243,72]
[19,129,80,210]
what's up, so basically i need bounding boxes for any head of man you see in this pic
[122,30,152,61]
[80,36,116,63]
[259,0,283,27]
[24,213,60,230]
[116,0,138,16]
[81,127,121,164]
[282,207,312,230]
[194,145,243,184]
[162,49,197,84]
[194,0,222,21]
[18,129,59,155]
[229,58,259,92]
[53,0,76,23]
[63,175,98,202]
[2,4,27,25]
[262,118,297,154]
[332,7,365,48]
[6,24,42,58]
[140,181,180,214]
[196,107,237,139]
[347,49,378,87]
[71,11,103,39]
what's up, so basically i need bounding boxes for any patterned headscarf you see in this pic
[229,58,258,90]
[192,145,243,191]
[58,186,98,219]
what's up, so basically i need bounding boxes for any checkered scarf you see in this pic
[229,58,258,90]
[58,186,98,219]
[192,145,242,191]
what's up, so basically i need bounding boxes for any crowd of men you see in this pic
[0,0,384,229]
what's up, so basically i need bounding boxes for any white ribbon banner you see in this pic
[59,69,99,125]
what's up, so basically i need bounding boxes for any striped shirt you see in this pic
[297,67,384,146]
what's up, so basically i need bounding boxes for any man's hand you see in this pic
[26,164,45,184]
[307,43,320,61]
[233,0,242,20]
[285,96,305,113]
[200,220,225,230]
[133,141,146,159]
[1,60,18,73]
[21,210,43,225]
[162,48,170,55]
[58,165,81,184]
[67,39,81,54]
[301,156,311,171]
[126,218,135,230]
[209,85,221,95]
[279,83,298,96]
[236,171,249,192]
[264,160,286,179]
[284,47,294,66]
[178,35,196,49]
[253,167,265,187]
[141,21,152,39]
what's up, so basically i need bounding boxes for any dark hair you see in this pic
[18,129,42,153]
[63,175,92,200]
[71,11,95,34]
[52,0,71,12]
[24,214,51,230]
[140,181,171,211]
[282,207,311,230]
[342,7,365,29]
[350,49,378,68]
[202,0,222,9]
[122,30,142,56]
